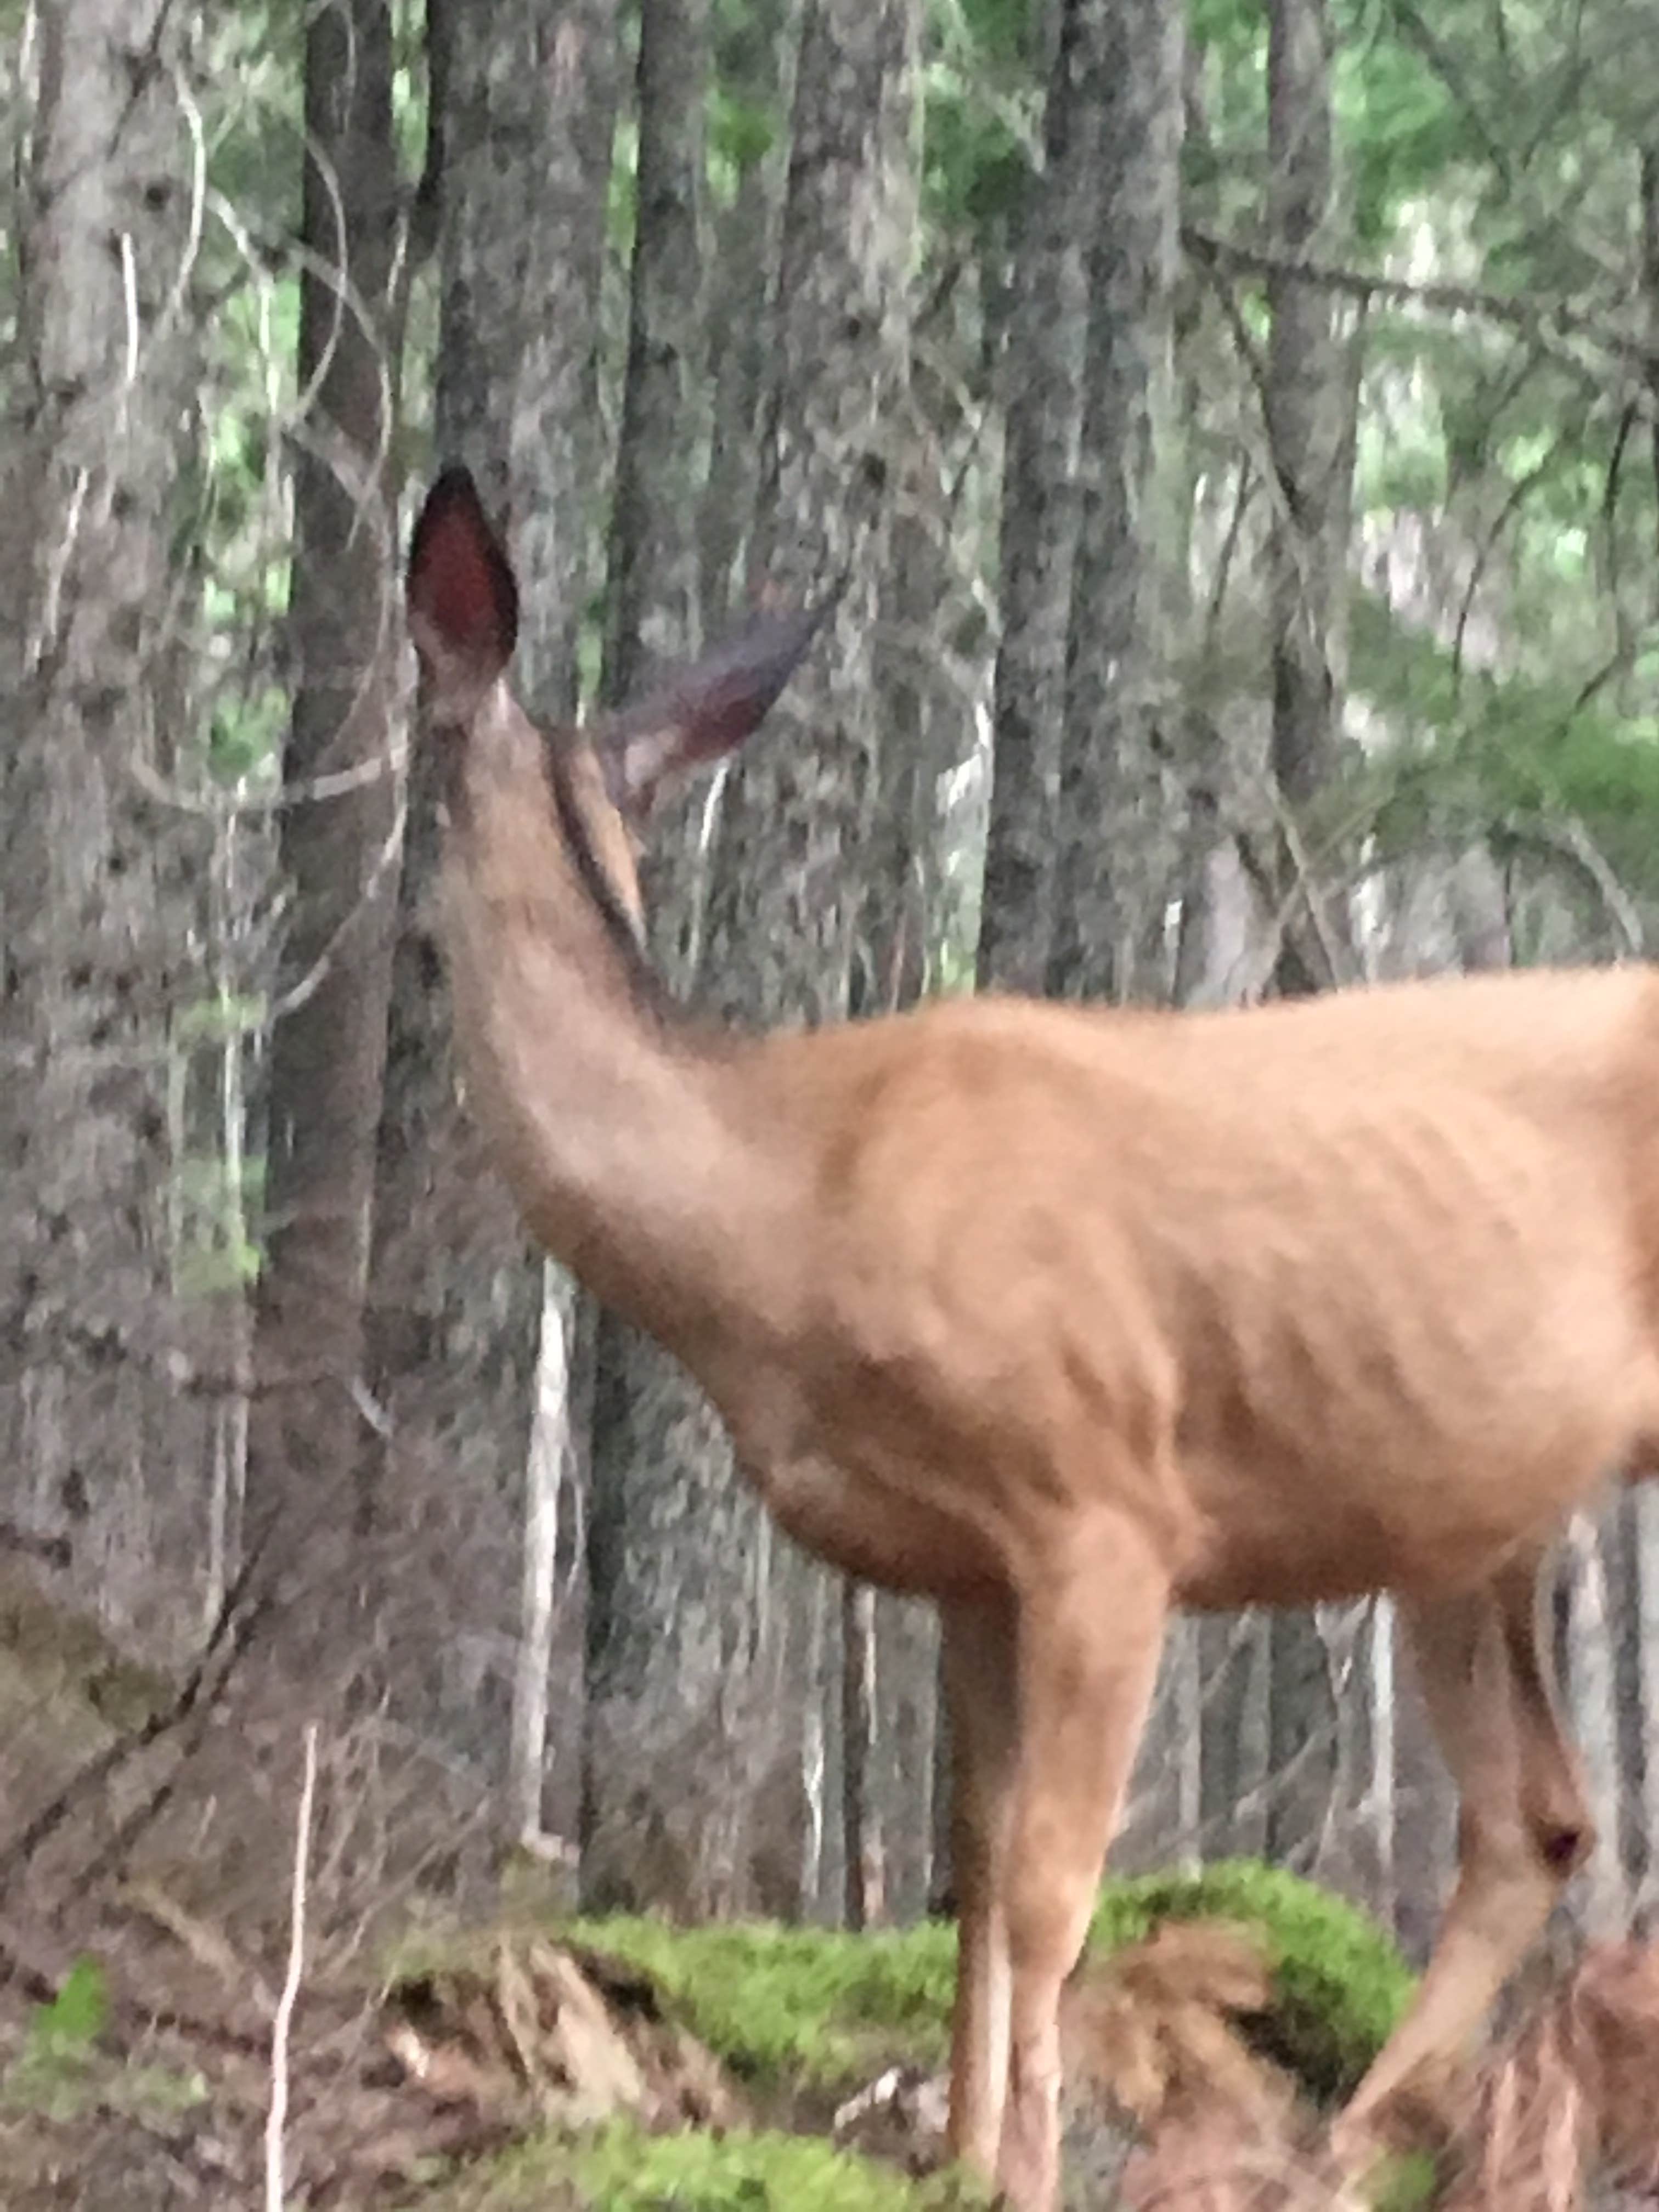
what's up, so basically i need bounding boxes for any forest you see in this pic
[7,0,1659,2205]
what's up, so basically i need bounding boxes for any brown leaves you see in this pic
[1062,1923,1365,2212]
[383,1934,744,2137]
[1063,1919,1288,2133]
[1442,1940,1659,2212]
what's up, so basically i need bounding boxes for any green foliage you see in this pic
[707,87,777,205]
[0,1959,200,2124]
[571,2118,985,2210]
[1367,2147,1441,2212]
[29,1958,108,2056]
[436,2119,986,2210]
[1350,588,1659,902]
[921,0,1039,239]
[1087,1863,1414,2103]
[1334,34,1464,249]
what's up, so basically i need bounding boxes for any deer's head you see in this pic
[407,465,826,936]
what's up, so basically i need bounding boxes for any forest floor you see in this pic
[0,1894,1359,2211]
[0,1854,1459,2212]
[4,1567,1659,2210]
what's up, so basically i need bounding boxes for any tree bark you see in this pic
[1046,0,1184,1005]
[364,0,619,1822]
[698,0,794,635]
[586,0,921,1918]
[245,0,403,1669]
[1,0,208,1650]
[1264,0,1355,998]
[583,0,749,1912]
[977,0,1101,996]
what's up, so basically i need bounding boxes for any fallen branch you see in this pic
[0,1536,268,1902]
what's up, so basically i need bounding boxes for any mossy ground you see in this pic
[414,2118,990,2211]
[0,1861,1412,2209]
[560,1858,1413,2106]
[394,1861,1412,2209]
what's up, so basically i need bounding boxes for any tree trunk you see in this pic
[1255,0,1369,1886]
[363,0,618,1833]
[581,0,743,1912]
[1,0,207,1649]
[838,432,958,1927]
[1564,1513,1626,1937]
[1046,0,1184,1005]
[1264,0,1354,998]
[629,0,920,1919]
[245,0,403,1679]
[977,0,1101,996]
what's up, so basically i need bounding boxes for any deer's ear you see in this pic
[407,466,520,719]
[600,600,829,818]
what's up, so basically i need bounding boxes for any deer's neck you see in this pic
[439,698,782,1357]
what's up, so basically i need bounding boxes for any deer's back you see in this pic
[749,965,1659,1606]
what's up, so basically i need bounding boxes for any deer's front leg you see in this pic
[995,1513,1169,2212]
[941,1590,1020,2181]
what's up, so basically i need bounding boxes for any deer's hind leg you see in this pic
[992,1509,1170,2212]
[1336,1547,1591,2157]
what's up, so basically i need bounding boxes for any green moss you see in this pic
[415,2120,986,2211]
[1366,2148,1441,2212]
[562,1917,958,2091]
[565,1861,1410,2108]
[1086,1862,1416,2102]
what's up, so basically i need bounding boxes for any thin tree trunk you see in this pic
[1046,0,1184,1005]
[1634,1485,1659,1908]
[977,0,1101,996]
[837,428,956,1925]
[365,0,618,1816]
[1264,0,1353,998]
[1564,1513,1626,1937]
[695,0,920,1918]
[508,1277,567,1842]
[840,1560,880,1927]
[245,0,403,1678]
[1200,1612,1272,1860]
[1256,0,1369,1886]
[579,0,768,1919]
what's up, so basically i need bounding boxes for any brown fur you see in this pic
[407,469,1659,2212]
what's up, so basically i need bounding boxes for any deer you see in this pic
[406,462,1659,2211]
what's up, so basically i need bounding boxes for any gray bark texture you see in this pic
[583,0,740,1909]
[245,0,403,1668]
[698,0,793,634]
[582,0,920,1918]
[1264,0,1355,998]
[1046,0,1184,1005]
[364,0,618,1803]
[977,0,1099,995]
[1249,0,1376,1890]
[838,433,957,1925]
[1,0,208,1651]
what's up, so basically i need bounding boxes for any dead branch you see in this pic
[0,1536,268,1902]
[1184,225,1659,390]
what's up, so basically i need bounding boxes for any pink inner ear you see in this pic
[407,470,520,667]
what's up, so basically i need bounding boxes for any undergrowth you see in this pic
[563,1859,1413,2104]
[430,2119,989,2210]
